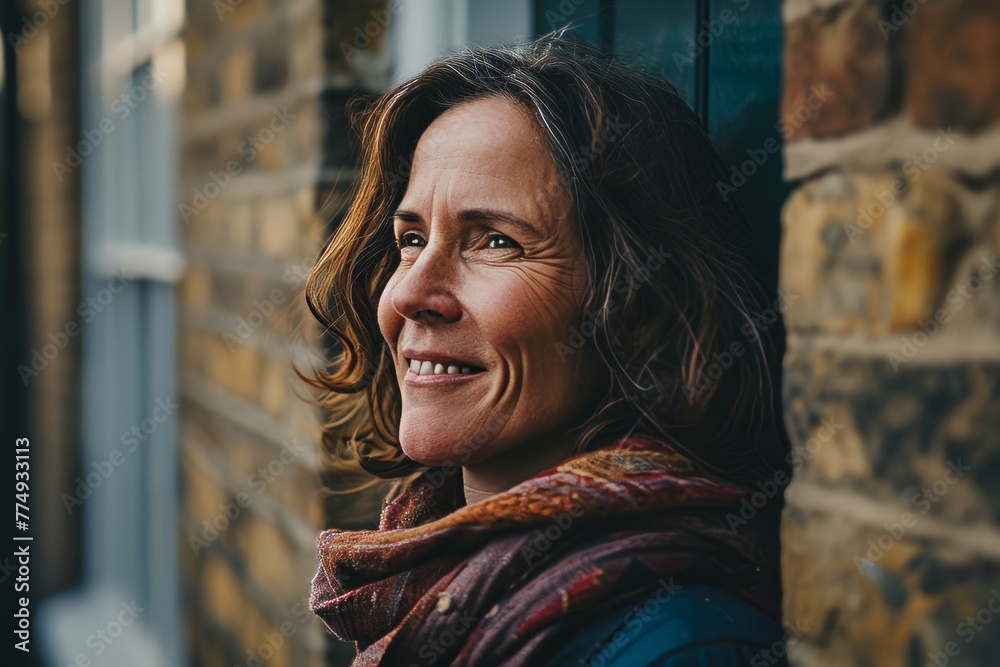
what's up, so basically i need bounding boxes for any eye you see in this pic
[397,231,425,249]
[483,233,521,250]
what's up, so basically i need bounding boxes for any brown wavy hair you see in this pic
[304,34,788,499]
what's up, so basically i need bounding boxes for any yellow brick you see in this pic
[219,437,260,482]
[250,120,290,172]
[782,501,1000,667]
[240,274,266,315]
[240,517,298,603]
[231,342,262,400]
[781,170,965,334]
[209,335,261,400]
[289,7,324,81]
[240,601,268,659]
[289,99,321,166]
[295,186,315,224]
[245,625,290,667]
[182,450,229,525]
[216,0,270,33]
[201,553,246,635]
[260,356,290,418]
[220,45,254,105]
[227,203,255,250]
[289,400,322,445]
[261,287,301,339]
[257,197,298,258]
[180,266,213,310]
[306,484,325,530]
[268,460,321,521]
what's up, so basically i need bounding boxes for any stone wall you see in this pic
[177,1,392,665]
[779,1,1000,665]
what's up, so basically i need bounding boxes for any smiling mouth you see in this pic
[405,358,487,376]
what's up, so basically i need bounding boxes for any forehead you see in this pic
[414,96,547,162]
[402,96,569,223]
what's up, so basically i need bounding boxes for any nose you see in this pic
[389,245,462,325]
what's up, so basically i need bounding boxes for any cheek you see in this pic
[504,263,584,320]
[476,268,584,372]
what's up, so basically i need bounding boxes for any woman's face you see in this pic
[377,96,602,489]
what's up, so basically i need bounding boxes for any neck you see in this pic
[461,431,578,503]
[461,481,495,506]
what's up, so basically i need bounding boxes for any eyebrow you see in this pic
[391,208,544,238]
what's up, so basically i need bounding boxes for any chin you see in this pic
[398,419,472,468]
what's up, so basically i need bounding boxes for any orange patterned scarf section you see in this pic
[310,435,782,666]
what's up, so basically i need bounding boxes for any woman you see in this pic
[305,34,790,666]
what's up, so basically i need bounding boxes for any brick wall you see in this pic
[178,1,393,665]
[779,1,1000,665]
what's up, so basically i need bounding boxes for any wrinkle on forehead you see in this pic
[404,96,572,235]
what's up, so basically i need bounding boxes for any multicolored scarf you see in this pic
[309,435,782,666]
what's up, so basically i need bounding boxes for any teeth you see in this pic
[407,359,478,375]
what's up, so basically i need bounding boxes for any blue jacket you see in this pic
[550,583,789,666]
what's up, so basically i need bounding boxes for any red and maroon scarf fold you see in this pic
[309,435,782,666]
